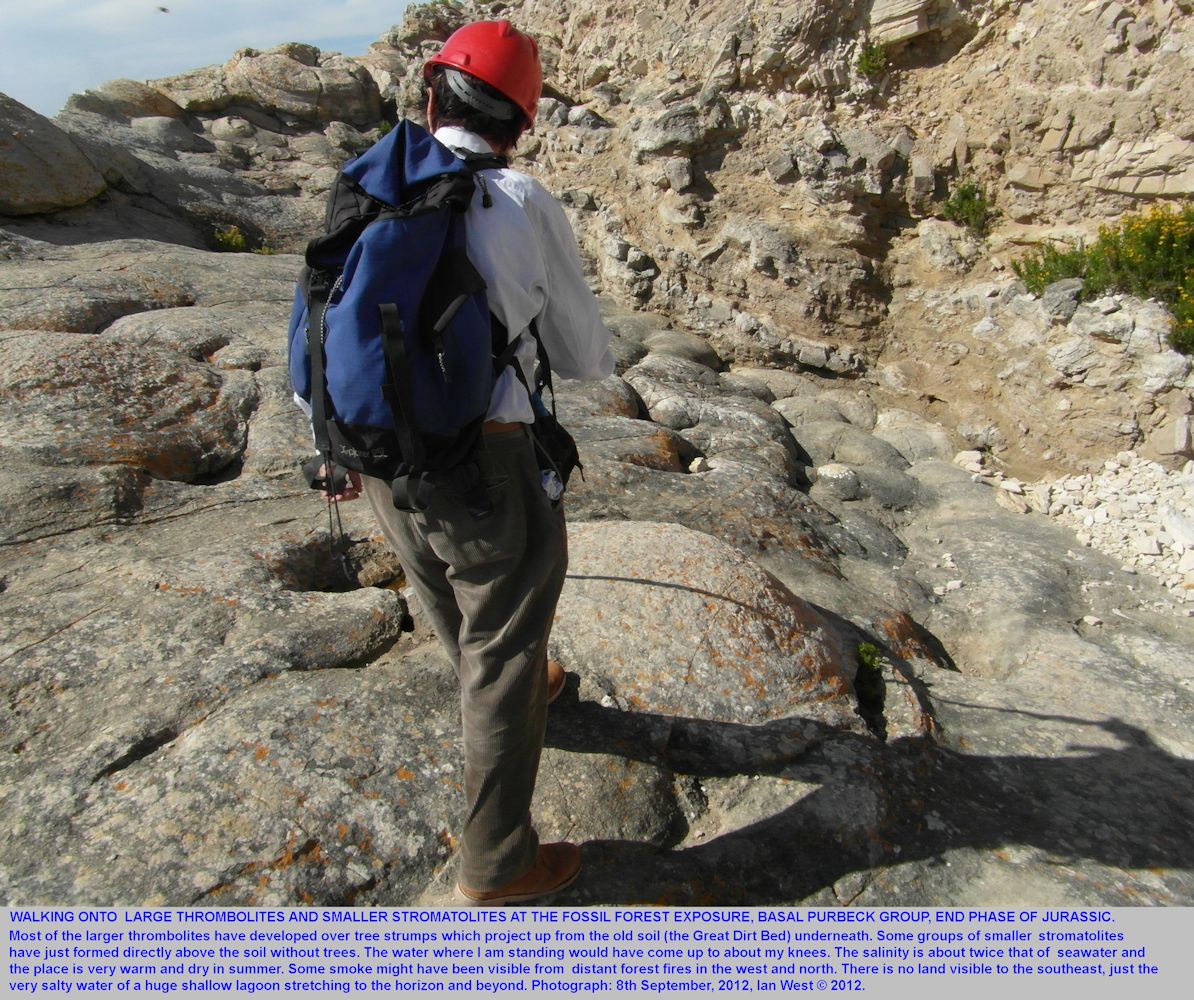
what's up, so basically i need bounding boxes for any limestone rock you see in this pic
[553,521,863,728]
[870,0,941,45]
[156,45,381,127]
[0,333,257,482]
[62,80,186,121]
[1071,133,1194,197]
[0,94,106,215]
[625,353,801,481]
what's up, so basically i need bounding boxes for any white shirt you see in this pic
[433,126,614,422]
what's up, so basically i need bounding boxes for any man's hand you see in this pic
[302,456,363,501]
[322,466,363,502]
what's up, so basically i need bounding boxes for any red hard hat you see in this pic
[423,20,542,127]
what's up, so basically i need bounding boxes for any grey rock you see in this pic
[819,388,879,430]
[242,366,317,480]
[811,462,862,501]
[633,105,706,156]
[571,416,692,472]
[773,396,849,426]
[553,521,864,728]
[1070,304,1135,344]
[625,354,801,481]
[63,79,186,121]
[838,128,898,172]
[724,367,824,401]
[792,420,912,472]
[158,45,381,127]
[852,465,924,510]
[0,239,299,334]
[130,116,215,154]
[643,329,724,369]
[0,333,257,482]
[873,409,956,463]
[554,374,643,424]
[767,152,797,182]
[1040,277,1085,322]
[0,94,106,215]
[917,220,982,273]
[567,107,611,129]
[103,299,293,368]
[566,458,857,570]
[3,3,1194,911]
[0,459,144,545]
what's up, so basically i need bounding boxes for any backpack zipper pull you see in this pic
[477,173,493,208]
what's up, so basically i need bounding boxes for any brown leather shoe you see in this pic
[547,658,566,705]
[455,842,581,906]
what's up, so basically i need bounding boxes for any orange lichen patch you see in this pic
[316,698,338,708]
[273,837,323,871]
[154,582,206,596]
[113,781,130,793]
[395,768,416,781]
[874,612,951,669]
[336,824,350,841]
[254,746,269,761]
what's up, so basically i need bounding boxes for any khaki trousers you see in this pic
[363,428,567,890]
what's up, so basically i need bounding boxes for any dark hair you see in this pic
[427,67,525,150]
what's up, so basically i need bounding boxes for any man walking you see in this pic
[328,20,613,905]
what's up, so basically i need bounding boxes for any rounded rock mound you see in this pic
[553,520,863,729]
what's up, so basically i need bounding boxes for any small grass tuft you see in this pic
[856,41,890,80]
[943,181,999,236]
[212,224,249,252]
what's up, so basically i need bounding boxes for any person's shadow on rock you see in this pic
[544,697,1194,905]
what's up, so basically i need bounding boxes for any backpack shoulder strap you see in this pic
[454,149,509,172]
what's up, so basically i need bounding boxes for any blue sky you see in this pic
[0,0,412,117]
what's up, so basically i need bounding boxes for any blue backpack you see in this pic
[287,120,519,516]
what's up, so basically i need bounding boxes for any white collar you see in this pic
[433,125,496,156]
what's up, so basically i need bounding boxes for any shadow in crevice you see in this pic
[545,698,1194,905]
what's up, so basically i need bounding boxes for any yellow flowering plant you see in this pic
[1013,203,1194,354]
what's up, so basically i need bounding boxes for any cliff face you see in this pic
[1,0,1193,908]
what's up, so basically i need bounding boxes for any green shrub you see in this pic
[1008,240,1089,293]
[856,41,889,80]
[857,642,883,672]
[1174,279,1194,355]
[212,224,276,255]
[943,181,998,236]
[1012,203,1194,355]
[212,224,249,252]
